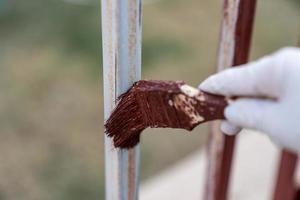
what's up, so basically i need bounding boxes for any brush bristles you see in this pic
[105,80,227,149]
[105,90,145,148]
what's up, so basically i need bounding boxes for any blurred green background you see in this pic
[0,0,299,199]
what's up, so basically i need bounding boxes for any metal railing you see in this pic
[102,0,141,199]
[101,0,299,199]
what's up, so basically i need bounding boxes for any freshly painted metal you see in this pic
[204,0,256,200]
[273,150,298,200]
[102,0,142,199]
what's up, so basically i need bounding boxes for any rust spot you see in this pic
[128,0,139,83]
[105,0,116,110]
[127,149,137,200]
[204,0,257,200]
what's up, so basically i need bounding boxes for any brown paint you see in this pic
[105,80,228,148]
[213,135,235,200]
[233,0,256,65]
[295,188,300,200]
[127,149,136,200]
[273,150,298,200]
[205,0,256,200]
[273,38,300,200]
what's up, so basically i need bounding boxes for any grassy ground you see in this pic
[0,0,299,199]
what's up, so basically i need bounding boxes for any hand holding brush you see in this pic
[106,47,300,153]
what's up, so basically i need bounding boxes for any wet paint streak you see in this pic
[128,0,138,83]
[204,1,256,200]
[102,0,141,199]
[127,148,139,200]
[273,150,298,200]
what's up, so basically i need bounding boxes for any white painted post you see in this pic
[101,0,142,199]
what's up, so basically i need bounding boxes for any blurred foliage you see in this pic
[142,37,187,68]
[38,146,103,200]
[0,0,101,76]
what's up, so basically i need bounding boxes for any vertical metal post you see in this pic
[273,150,298,200]
[272,37,300,200]
[102,0,142,199]
[204,0,256,200]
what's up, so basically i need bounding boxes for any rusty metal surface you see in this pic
[102,0,142,199]
[273,150,298,200]
[204,0,256,199]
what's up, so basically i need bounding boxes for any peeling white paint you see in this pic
[174,94,204,124]
[197,94,205,102]
[180,84,200,97]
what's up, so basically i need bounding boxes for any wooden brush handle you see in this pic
[170,88,228,130]
[195,91,228,120]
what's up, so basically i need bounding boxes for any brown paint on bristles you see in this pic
[105,80,228,148]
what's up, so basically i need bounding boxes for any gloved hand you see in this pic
[199,47,300,153]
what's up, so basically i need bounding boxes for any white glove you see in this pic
[199,47,300,153]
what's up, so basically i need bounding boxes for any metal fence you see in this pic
[102,0,141,199]
[101,0,299,199]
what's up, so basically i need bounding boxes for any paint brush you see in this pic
[105,80,228,148]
